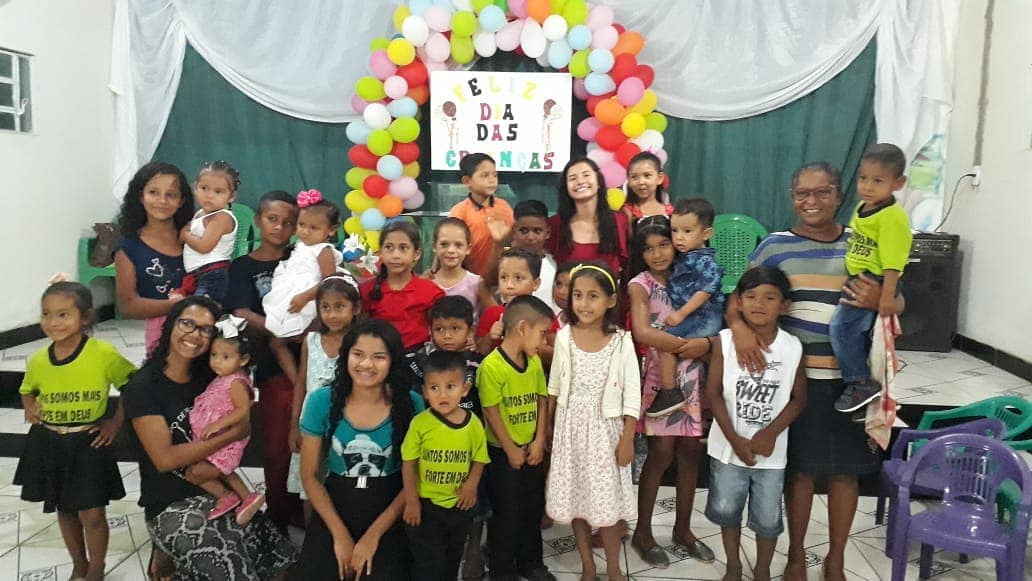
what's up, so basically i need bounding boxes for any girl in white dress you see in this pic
[546,262,640,581]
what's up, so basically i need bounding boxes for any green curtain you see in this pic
[154,41,875,231]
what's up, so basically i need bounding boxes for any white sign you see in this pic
[429,70,571,172]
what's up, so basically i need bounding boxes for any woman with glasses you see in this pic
[726,162,900,581]
[123,296,297,579]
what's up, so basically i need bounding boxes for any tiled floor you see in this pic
[0,319,1030,579]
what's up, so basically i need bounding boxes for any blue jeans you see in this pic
[705,458,785,538]
[664,308,724,339]
[195,266,229,304]
[829,302,876,385]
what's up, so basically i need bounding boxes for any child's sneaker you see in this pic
[235,492,266,526]
[645,387,685,417]
[834,379,881,413]
[208,493,241,520]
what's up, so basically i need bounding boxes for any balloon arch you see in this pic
[342,0,669,252]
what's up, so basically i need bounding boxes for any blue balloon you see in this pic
[567,25,592,51]
[547,39,573,70]
[409,0,431,16]
[478,5,506,32]
[588,49,614,74]
[360,208,387,231]
[431,0,454,11]
[345,121,372,144]
[584,72,616,96]
[387,97,418,119]
[377,155,404,180]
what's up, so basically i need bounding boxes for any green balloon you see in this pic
[356,76,386,101]
[367,129,394,156]
[369,37,390,52]
[346,167,374,190]
[645,112,668,132]
[562,0,588,26]
[452,11,477,37]
[388,118,421,143]
[569,50,590,78]
[473,0,493,12]
[494,0,509,12]
[451,35,475,64]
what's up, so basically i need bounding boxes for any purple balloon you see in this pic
[402,190,425,210]
[576,117,601,141]
[351,94,370,114]
[655,148,669,166]
[389,176,419,200]
[617,77,645,107]
[600,161,626,189]
[586,148,615,166]
[572,78,588,100]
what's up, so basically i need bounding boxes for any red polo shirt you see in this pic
[476,304,560,350]
[360,274,445,349]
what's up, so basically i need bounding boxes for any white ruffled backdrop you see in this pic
[111,0,959,200]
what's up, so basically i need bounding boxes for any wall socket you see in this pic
[971,165,982,187]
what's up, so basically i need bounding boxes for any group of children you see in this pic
[14,142,912,580]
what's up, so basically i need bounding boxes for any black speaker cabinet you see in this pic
[896,233,961,352]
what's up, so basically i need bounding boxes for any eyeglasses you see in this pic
[176,318,217,339]
[791,186,838,202]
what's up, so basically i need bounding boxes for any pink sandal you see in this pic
[208,493,241,520]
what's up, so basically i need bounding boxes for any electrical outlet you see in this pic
[971,165,982,187]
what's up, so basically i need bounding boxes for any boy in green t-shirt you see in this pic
[402,350,490,580]
[477,295,556,581]
[831,143,913,414]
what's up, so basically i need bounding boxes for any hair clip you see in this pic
[570,263,616,292]
[297,189,323,208]
[215,314,247,339]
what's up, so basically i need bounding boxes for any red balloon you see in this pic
[636,64,655,88]
[662,174,671,188]
[610,54,638,84]
[613,23,626,34]
[363,175,390,199]
[392,142,420,164]
[397,61,428,87]
[406,85,429,105]
[596,125,627,152]
[616,142,641,167]
[348,145,378,169]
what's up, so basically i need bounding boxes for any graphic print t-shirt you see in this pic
[706,328,802,469]
[400,409,490,508]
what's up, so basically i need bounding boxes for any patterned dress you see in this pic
[630,271,706,438]
[190,371,252,475]
[546,335,636,527]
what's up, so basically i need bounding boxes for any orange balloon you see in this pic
[594,98,626,126]
[527,0,551,23]
[378,194,404,218]
[406,85,429,105]
[613,31,644,56]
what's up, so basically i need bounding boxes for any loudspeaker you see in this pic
[896,233,961,352]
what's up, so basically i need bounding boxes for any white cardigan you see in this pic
[548,326,641,419]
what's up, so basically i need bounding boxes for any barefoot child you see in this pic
[705,267,806,581]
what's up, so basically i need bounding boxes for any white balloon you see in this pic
[496,20,523,52]
[362,103,392,130]
[536,44,550,67]
[632,129,665,151]
[452,0,473,10]
[542,14,568,41]
[519,19,546,59]
[425,32,451,62]
[401,15,430,47]
[473,30,498,57]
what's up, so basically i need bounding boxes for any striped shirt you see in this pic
[749,228,849,380]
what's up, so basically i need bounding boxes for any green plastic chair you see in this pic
[230,203,256,258]
[710,214,768,294]
[78,237,116,288]
[916,395,1032,442]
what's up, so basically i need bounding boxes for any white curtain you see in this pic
[111,0,959,198]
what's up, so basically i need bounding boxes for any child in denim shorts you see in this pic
[704,267,807,581]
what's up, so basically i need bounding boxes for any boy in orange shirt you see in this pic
[449,153,514,276]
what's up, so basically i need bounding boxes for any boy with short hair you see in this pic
[475,247,544,354]
[223,190,300,529]
[481,199,559,312]
[450,153,514,277]
[831,143,912,413]
[402,350,491,581]
[705,267,806,581]
[478,295,556,581]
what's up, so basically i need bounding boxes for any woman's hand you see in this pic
[350,531,382,579]
[333,533,355,580]
[730,322,768,374]
[674,337,710,359]
[288,425,303,454]
[90,417,122,448]
[840,273,884,311]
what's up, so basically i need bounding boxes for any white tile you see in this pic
[101,549,148,580]
[542,547,607,574]
[0,549,15,581]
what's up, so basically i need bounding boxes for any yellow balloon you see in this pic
[402,161,421,178]
[344,216,364,235]
[392,5,410,31]
[628,89,657,116]
[606,188,626,211]
[345,190,376,213]
[364,230,382,252]
[620,112,646,138]
[387,38,416,66]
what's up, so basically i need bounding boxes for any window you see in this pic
[0,48,32,133]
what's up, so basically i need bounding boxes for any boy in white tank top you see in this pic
[180,161,240,303]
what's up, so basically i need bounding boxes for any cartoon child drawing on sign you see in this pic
[440,100,459,150]
[542,99,563,154]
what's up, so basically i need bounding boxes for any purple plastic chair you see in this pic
[888,433,1032,581]
[878,418,1008,555]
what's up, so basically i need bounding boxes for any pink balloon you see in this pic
[591,26,618,50]
[369,50,397,80]
[655,147,668,167]
[576,117,601,141]
[509,0,528,19]
[586,5,615,30]
[572,78,588,100]
[600,161,626,188]
[496,20,523,52]
[586,148,615,167]
[425,33,451,62]
[616,77,645,106]
[402,190,425,210]
[424,6,452,33]
[383,75,409,100]
[424,59,448,72]
[351,94,370,114]
[389,176,419,199]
